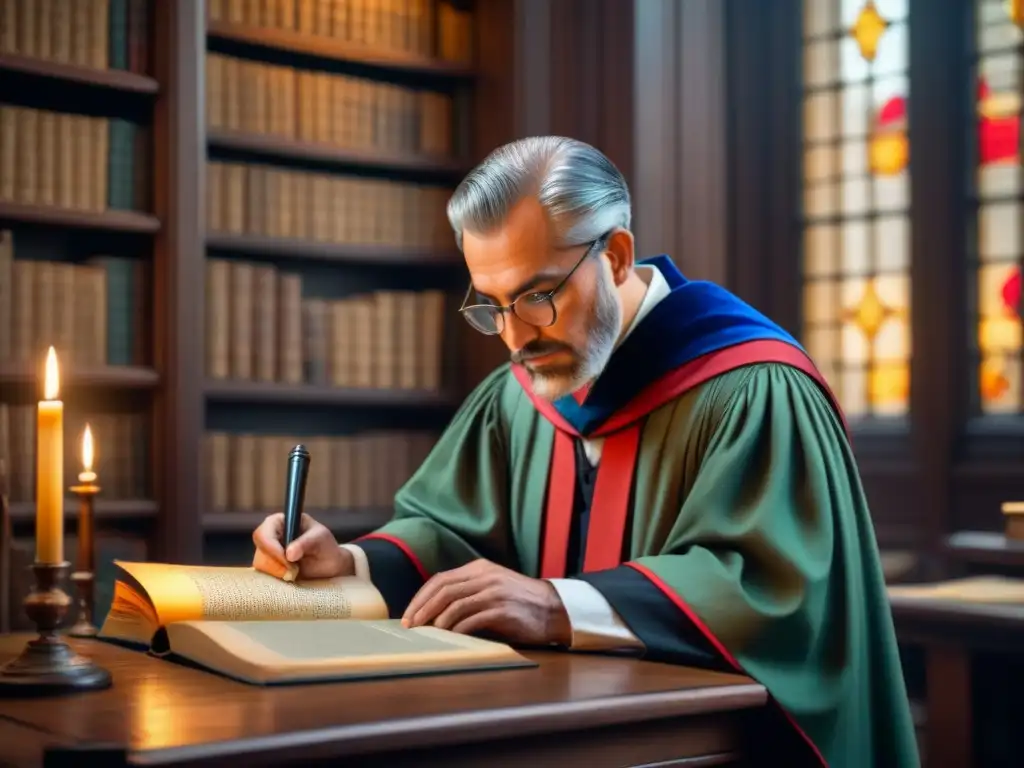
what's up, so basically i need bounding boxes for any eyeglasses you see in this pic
[459,234,608,336]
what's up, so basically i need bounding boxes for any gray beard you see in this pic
[530,270,622,401]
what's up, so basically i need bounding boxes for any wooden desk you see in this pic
[890,595,1024,768]
[0,636,768,768]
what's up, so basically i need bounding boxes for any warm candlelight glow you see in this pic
[44,346,59,401]
[78,424,97,485]
[82,424,94,472]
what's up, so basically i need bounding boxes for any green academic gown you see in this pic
[355,356,920,768]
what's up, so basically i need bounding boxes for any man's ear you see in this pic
[604,228,635,286]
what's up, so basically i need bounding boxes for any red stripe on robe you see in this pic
[515,339,841,768]
[512,339,845,580]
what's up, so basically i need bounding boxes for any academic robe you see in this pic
[354,256,921,768]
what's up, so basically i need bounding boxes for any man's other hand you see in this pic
[401,559,571,646]
[251,512,353,580]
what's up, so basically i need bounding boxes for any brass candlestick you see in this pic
[69,476,99,637]
[0,560,112,695]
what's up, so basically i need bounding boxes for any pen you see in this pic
[282,444,311,548]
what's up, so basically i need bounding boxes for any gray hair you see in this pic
[446,136,631,251]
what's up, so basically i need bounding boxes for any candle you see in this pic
[79,424,97,485]
[36,346,63,564]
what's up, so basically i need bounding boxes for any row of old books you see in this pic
[0,0,150,74]
[0,403,149,503]
[203,429,438,512]
[207,161,452,249]
[0,231,147,367]
[0,104,145,213]
[206,258,447,390]
[207,0,473,65]
[207,53,454,158]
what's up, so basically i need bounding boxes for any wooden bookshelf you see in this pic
[0,0,165,616]
[208,130,470,176]
[0,364,159,389]
[207,21,475,80]
[1,0,488,581]
[205,380,457,407]
[8,499,158,523]
[203,508,392,536]
[0,202,160,234]
[197,2,477,557]
[0,53,160,95]
[206,232,462,266]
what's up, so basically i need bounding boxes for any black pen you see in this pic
[282,444,311,548]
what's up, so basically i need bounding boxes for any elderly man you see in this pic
[252,137,919,767]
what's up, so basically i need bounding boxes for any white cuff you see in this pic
[340,543,372,581]
[547,578,646,653]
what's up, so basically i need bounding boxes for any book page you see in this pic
[113,561,389,627]
[162,619,532,685]
[888,575,1024,603]
[184,620,512,660]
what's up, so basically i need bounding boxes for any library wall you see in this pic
[199,0,473,566]
[0,0,156,630]
[0,0,739,626]
[0,0,482,626]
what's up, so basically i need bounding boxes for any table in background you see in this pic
[890,595,1024,768]
[0,636,768,768]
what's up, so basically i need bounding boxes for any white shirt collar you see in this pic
[617,263,671,347]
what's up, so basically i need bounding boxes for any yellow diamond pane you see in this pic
[850,1,890,61]
[800,1,911,418]
[976,0,1023,414]
[847,279,892,339]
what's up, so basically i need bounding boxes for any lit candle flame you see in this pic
[44,346,60,401]
[82,424,94,473]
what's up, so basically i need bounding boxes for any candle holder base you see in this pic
[68,571,99,638]
[0,561,111,696]
[0,636,112,694]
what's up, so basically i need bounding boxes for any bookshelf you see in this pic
[0,0,160,629]
[0,0,488,616]
[199,0,476,571]
[0,51,159,94]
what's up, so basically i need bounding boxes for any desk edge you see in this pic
[110,682,767,766]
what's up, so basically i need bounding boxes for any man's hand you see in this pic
[401,559,571,646]
[252,512,354,581]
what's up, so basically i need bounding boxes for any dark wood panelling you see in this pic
[151,0,205,563]
[677,0,728,284]
[631,0,679,266]
[727,0,802,322]
[631,1,728,283]
[907,0,972,576]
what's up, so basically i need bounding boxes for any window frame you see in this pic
[729,0,1023,571]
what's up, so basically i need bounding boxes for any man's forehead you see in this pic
[464,197,554,252]
[462,198,561,299]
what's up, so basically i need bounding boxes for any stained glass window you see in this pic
[974,0,1023,414]
[801,0,911,418]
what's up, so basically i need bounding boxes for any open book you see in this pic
[98,560,535,685]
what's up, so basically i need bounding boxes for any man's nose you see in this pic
[501,311,539,352]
